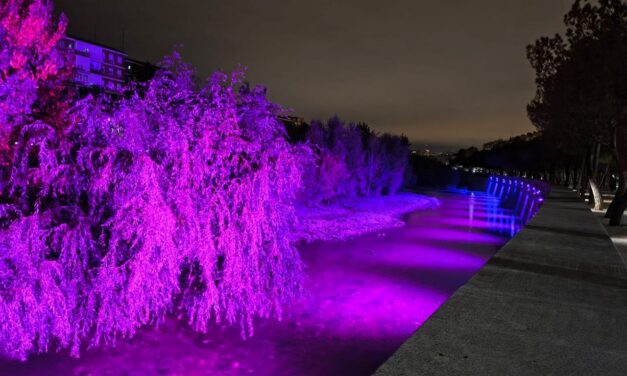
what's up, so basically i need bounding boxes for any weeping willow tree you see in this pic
[0,0,304,360]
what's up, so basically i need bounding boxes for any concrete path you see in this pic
[374,187,627,376]
[605,221,627,267]
[591,201,627,268]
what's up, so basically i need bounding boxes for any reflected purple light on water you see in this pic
[406,227,506,244]
[440,217,520,231]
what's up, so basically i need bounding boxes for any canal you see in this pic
[0,189,536,376]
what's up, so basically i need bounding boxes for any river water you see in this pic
[0,190,527,376]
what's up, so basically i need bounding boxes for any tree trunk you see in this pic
[605,172,620,218]
[608,109,627,226]
[588,178,603,210]
[599,165,610,190]
[605,143,621,218]
[577,153,588,195]
[569,163,576,188]
[588,143,603,210]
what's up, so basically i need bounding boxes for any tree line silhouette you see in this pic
[456,0,627,225]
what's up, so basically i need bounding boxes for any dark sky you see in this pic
[55,0,572,151]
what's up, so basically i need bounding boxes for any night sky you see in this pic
[55,0,572,151]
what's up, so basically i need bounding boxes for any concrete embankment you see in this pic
[374,187,627,375]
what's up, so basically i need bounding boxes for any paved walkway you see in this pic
[374,187,627,375]
[605,221,627,267]
[590,196,627,268]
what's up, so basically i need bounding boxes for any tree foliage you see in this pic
[0,0,69,165]
[453,133,570,174]
[0,1,306,358]
[526,0,627,152]
[297,117,409,204]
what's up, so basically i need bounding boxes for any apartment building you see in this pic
[58,36,128,93]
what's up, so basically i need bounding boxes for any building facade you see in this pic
[58,36,128,93]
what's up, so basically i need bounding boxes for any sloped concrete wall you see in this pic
[374,187,627,375]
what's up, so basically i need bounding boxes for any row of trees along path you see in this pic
[527,0,627,225]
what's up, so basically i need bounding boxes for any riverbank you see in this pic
[292,193,439,243]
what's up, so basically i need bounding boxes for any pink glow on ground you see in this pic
[0,191,526,376]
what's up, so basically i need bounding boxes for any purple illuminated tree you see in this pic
[0,0,68,166]
[0,2,304,357]
[300,117,409,204]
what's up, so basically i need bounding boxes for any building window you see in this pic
[74,72,88,83]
